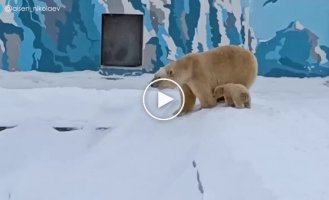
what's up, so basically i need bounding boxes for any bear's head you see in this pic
[150,57,193,89]
[150,65,177,89]
[213,86,225,98]
[240,92,249,102]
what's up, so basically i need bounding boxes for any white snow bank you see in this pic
[0,72,329,200]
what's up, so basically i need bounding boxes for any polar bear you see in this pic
[213,83,251,108]
[151,45,257,115]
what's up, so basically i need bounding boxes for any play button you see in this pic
[143,78,185,121]
[157,92,174,108]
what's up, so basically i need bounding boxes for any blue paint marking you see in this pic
[185,0,200,52]
[19,0,60,72]
[143,7,153,31]
[128,0,145,13]
[205,14,213,49]
[197,42,203,52]
[240,14,246,45]
[208,0,221,47]
[2,54,9,70]
[256,21,329,77]
[146,37,164,72]
[224,12,241,45]
[168,0,187,54]
[0,19,24,70]
[157,25,170,66]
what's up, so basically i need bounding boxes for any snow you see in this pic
[1,71,329,200]
[0,70,150,89]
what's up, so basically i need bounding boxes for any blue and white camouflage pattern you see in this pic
[0,0,328,77]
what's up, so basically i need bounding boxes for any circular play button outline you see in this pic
[143,78,185,121]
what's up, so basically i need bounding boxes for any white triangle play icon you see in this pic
[157,91,174,108]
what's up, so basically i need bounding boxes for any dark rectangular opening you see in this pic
[101,14,143,67]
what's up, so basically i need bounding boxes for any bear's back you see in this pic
[200,45,258,89]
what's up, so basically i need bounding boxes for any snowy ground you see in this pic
[0,70,329,200]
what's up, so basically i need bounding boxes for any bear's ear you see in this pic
[168,69,174,77]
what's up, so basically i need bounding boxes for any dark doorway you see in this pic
[101,14,143,67]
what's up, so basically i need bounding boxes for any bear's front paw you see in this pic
[201,102,217,109]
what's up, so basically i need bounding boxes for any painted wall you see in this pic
[0,0,328,77]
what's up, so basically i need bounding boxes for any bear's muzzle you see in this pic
[150,77,159,88]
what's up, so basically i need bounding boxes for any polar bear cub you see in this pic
[213,83,251,108]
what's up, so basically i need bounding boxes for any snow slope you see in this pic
[0,71,329,200]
